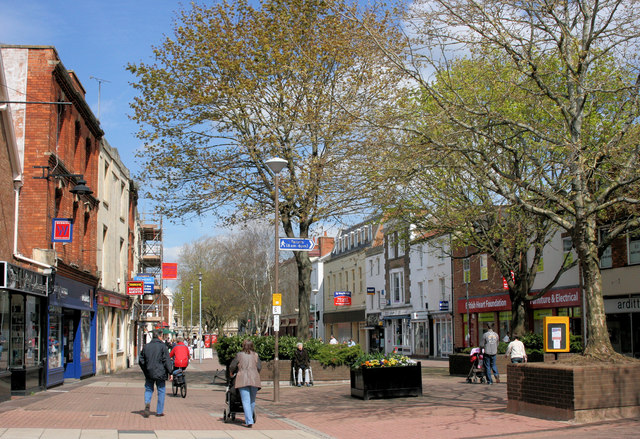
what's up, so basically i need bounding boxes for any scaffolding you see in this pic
[138,213,163,323]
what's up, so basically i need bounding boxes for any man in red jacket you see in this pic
[170,336,190,372]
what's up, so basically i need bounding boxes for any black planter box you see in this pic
[350,362,422,400]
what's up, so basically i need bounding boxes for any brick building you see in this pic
[1,45,103,392]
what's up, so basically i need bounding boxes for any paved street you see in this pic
[0,358,638,438]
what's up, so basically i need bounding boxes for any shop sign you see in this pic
[457,294,510,313]
[334,291,351,306]
[0,261,49,296]
[439,300,449,311]
[530,288,580,309]
[367,287,375,295]
[604,296,640,314]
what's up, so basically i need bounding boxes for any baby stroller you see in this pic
[222,373,256,424]
[466,347,486,384]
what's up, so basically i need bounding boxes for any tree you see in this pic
[128,0,405,339]
[369,0,640,359]
[364,60,577,338]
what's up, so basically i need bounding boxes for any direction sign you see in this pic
[279,238,315,251]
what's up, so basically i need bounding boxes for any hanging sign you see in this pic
[161,263,178,279]
[52,218,73,243]
[126,281,144,295]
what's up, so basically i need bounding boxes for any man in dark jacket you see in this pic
[139,329,173,417]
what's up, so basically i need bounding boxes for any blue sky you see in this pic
[0,0,217,262]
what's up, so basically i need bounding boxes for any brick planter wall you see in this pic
[258,360,350,383]
[507,362,640,422]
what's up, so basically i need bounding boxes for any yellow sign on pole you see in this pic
[273,294,282,306]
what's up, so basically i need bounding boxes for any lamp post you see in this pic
[198,272,203,364]
[181,296,184,331]
[265,157,287,403]
[190,283,193,338]
[312,289,319,339]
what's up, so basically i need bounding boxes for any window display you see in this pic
[25,296,41,367]
[48,308,62,369]
[0,293,8,369]
[10,295,24,367]
[81,311,91,361]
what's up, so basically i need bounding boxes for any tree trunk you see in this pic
[295,250,312,340]
[574,220,619,360]
[510,291,528,338]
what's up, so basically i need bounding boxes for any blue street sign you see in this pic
[279,238,315,251]
[134,274,155,294]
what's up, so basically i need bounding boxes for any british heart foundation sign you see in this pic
[52,218,73,243]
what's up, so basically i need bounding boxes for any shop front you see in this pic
[382,308,411,355]
[324,309,365,345]
[604,295,640,358]
[0,261,49,399]
[457,287,582,347]
[364,312,384,353]
[410,311,429,357]
[47,274,96,387]
[96,291,130,374]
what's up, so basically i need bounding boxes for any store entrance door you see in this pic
[63,309,79,379]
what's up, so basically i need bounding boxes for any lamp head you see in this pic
[265,157,287,174]
[69,178,93,196]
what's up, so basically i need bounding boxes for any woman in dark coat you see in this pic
[292,342,310,386]
[229,339,261,428]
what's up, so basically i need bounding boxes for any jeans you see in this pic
[238,386,258,425]
[144,378,166,415]
[483,354,499,383]
[511,357,524,363]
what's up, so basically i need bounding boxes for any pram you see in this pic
[222,372,256,424]
[466,347,486,384]
[291,365,314,387]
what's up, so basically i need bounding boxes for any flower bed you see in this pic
[351,354,422,400]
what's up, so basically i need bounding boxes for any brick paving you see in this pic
[0,357,638,438]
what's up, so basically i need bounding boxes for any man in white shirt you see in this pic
[505,335,527,363]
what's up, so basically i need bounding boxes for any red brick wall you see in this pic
[507,362,640,421]
[17,47,99,276]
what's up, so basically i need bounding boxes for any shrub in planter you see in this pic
[350,353,422,400]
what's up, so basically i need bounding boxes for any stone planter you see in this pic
[351,362,422,400]
[507,362,640,422]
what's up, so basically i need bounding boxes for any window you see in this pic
[25,295,41,367]
[0,294,9,370]
[463,258,470,283]
[388,233,397,259]
[97,308,107,354]
[418,281,424,308]
[391,271,404,303]
[103,161,110,207]
[398,237,405,257]
[479,254,488,281]
[439,277,446,299]
[628,230,640,265]
[419,245,424,266]
[599,228,612,268]
[116,311,123,351]
[120,181,127,220]
[376,257,380,275]
[563,237,574,267]
[369,260,374,277]
[48,307,62,369]
[81,311,91,361]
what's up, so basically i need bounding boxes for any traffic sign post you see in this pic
[278,238,315,251]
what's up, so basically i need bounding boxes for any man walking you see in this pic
[139,329,173,417]
[480,324,500,384]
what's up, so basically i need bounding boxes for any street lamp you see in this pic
[265,156,287,403]
[198,272,203,364]
[190,283,193,338]
[181,296,184,331]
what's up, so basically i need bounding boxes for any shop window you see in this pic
[0,294,8,369]
[479,254,488,280]
[97,308,107,354]
[81,311,91,361]
[25,296,41,367]
[499,311,511,341]
[48,308,62,369]
[116,311,123,351]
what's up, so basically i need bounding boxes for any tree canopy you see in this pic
[128,0,406,338]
